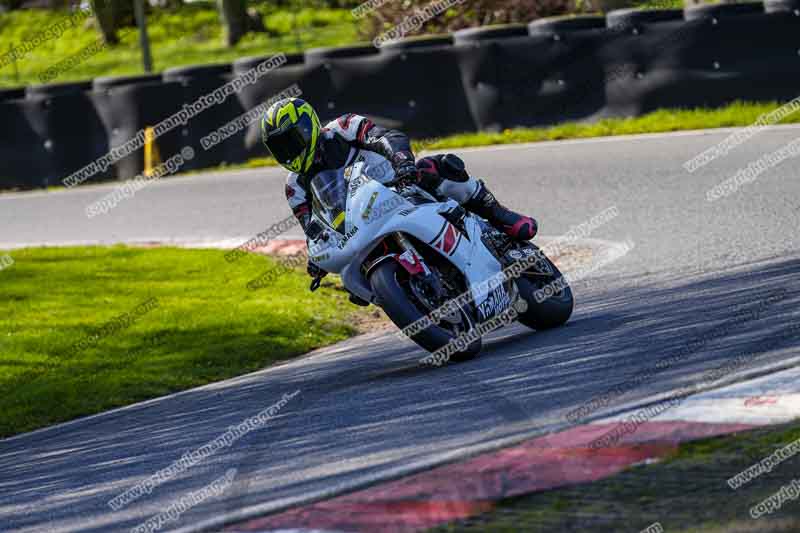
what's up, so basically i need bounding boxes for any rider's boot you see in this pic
[463,180,538,241]
[417,155,538,241]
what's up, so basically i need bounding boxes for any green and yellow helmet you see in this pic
[261,98,321,174]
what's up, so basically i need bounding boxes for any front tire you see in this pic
[515,251,574,330]
[369,261,481,363]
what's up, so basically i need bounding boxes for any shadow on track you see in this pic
[2,256,798,533]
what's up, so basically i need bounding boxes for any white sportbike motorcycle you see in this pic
[306,151,573,362]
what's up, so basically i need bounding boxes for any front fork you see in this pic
[392,233,457,312]
[393,233,430,276]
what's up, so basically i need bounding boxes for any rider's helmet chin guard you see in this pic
[261,97,321,174]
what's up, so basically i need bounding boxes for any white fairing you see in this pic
[307,150,507,311]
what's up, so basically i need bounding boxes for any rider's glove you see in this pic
[307,260,327,279]
[391,151,418,183]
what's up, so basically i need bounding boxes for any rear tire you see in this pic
[515,251,574,330]
[369,261,481,363]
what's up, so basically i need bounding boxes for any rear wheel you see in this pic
[514,250,574,330]
[369,261,481,363]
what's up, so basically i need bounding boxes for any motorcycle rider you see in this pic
[261,98,538,283]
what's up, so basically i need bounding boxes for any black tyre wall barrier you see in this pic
[453,23,530,43]
[93,74,163,90]
[589,18,708,118]
[379,35,454,51]
[233,53,305,73]
[354,46,475,137]
[24,89,110,186]
[528,15,606,35]
[304,45,386,126]
[0,99,54,188]
[456,30,613,131]
[163,63,245,169]
[25,80,92,99]
[90,80,186,181]
[306,44,474,137]
[684,1,765,21]
[0,88,25,102]
[5,2,800,189]
[605,8,684,29]
[765,0,800,12]
[305,44,380,63]
[591,12,800,117]
[233,56,333,160]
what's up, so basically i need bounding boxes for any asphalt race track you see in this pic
[1,126,799,532]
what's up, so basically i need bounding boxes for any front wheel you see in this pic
[369,261,481,364]
[514,250,574,330]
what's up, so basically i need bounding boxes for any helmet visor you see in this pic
[265,115,314,168]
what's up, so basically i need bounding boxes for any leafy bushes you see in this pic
[360,0,581,39]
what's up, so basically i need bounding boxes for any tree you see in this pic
[90,0,119,45]
[0,0,24,12]
[361,0,586,40]
[217,0,265,47]
[89,0,140,45]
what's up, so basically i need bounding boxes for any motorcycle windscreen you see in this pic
[310,169,347,233]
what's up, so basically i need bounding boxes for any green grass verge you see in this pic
[0,3,359,88]
[0,245,364,438]
[418,101,800,151]
[634,0,684,10]
[430,420,800,532]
